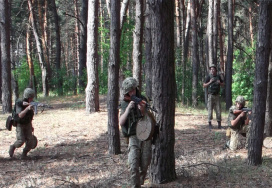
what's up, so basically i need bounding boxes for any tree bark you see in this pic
[182,0,190,105]
[175,0,181,47]
[107,0,121,155]
[149,0,176,183]
[265,60,272,136]
[78,0,88,93]
[50,0,62,95]
[213,0,218,66]
[0,0,12,113]
[26,22,35,88]
[144,0,152,100]
[132,0,144,92]
[28,0,49,97]
[86,0,99,113]
[248,0,272,166]
[225,0,234,110]
[218,0,224,74]
[120,0,129,31]
[191,0,199,107]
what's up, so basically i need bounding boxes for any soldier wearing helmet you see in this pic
[119,77,151,187]
[203,64,224,129]
[9,88,37,159]
[226,95,251,150]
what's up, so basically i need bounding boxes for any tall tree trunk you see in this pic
[28,0,49,97]
[78,0,88,93]
[191,0,199,107]
[225,0,234,110]
[132,0,144,92]
[207,0,214,66]
[265,59,272,136]
[180,0,185,66]
[86,0,99,113]
[149,0,176,183]
[144,0,152,100]
[120,0,129,31]
[73,0,79,95]
[26,23,35,88]
[249,6,254,48]
[213,0,218,66]
[182,0,190,105]
[50,0,62,95]
[175,0,181,47]
[0,0,12,113]
[40,0,51,82]
[107,0,121,155]
[218,0,224,74]
[248,0,272,166]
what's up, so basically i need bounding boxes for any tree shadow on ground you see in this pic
[1,116,272,187]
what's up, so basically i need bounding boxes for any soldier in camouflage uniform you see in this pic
[227,96,251,150]
[119,77,152,188]
[203,64,224,129]
[9,88,37,159]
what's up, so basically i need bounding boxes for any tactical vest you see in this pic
[208,75,221,95]
[14,99,34,125]
[120,95,146,137]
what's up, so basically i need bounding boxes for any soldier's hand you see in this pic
[239,111,246,118]
[23,101,29,106]
[210,78,215,83]
[28,105,34,111]
[127,101,135,111]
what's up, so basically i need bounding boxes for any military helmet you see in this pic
[122,77,138,94]
[23,88,35,99]
[235,96,245,106]
[210,64,217,70]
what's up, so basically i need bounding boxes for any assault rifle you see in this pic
[242,107,252,120]
[242,107,251,113]
[130,95,158,113]
[30,101,53,114]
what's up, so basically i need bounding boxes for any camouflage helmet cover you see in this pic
[122,77,138,94]
[23,88,35,99]
[209,64,217,70]
[235,96,245,106]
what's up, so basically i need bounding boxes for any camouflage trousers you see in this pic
[128,135,152,188]
[207,94,221,122]
[12,122,34,151]
[229,124,251,151]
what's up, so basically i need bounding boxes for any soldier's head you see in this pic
[235,95,246,109]
[23,88,35,101]
[122,77,138,96]
[209,64,217,75]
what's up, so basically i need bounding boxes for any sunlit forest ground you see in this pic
[0,95,272,187]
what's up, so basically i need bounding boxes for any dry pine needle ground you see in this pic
[0,95,272,187]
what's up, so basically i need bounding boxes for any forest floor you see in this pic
[0,94,272,188]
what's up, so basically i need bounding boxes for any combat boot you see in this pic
[21,149,30,160]
[208,121,212,130]
[218,121,222,129]
[9,145,15,157]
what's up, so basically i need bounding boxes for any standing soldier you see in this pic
[119,77,152,188]
[9,88,37,159]
[203,64,224,129]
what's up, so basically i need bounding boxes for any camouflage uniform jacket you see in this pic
[14,99,34,125]
[228,105,247,130]
[120,95,147,137]
[205,74,223,95]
